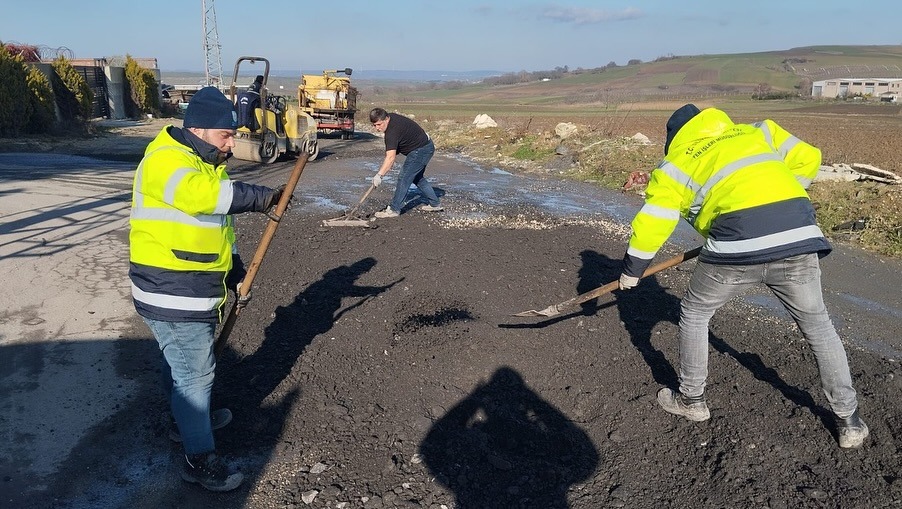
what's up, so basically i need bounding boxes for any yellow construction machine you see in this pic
[298,68,358,140]
[228,56,319,163]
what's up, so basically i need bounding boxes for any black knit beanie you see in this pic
[183,87,238,129]
[664,103,701,155]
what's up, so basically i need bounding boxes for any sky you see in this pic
[2,1,900,74]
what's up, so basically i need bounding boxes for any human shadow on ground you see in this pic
[707,332,837,434]
[217,257,399,451]
[582,249,835,433]
[499,250,681,392]
[420,367,599,509]
[577,250,683,388]
[498,249,620,329]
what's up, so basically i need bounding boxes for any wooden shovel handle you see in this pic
[559,246,702,310]
[215,152,310,357]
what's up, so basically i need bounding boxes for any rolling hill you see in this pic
[365,45,902,106]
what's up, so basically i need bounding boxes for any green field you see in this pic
[362,45,902,109]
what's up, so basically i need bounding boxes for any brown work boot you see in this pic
[657,387,710,422]
[836,409,869,448]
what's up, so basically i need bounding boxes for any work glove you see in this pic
[372,174,382,187]
[236,282,252,308]
[618,273,640,291]
[262,184,287,213]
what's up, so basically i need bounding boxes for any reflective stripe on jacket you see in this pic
[129,126,235,322]
[623,108,831,277]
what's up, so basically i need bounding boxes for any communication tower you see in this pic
[202,0,224,87]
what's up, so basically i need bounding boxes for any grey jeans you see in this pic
[678,253,858,417]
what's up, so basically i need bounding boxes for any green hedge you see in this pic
[0,44,34,136]
[26,65,56,133]
[51,56,93,123]
[125,55,161,117]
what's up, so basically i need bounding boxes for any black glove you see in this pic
[225,253,247,292]
[229,182,287,214]
[262,184,286,213]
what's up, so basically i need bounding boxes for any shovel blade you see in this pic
[322,218,370,227]
[512,305,560,318]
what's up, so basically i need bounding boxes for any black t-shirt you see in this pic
[383,114,429,155]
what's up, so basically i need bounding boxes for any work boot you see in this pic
[374,206,400,218]
[169,408,233,443]
[836,409,869,448]
[657,387,711,422]
[181,452,243,492]
[420,204,444,212]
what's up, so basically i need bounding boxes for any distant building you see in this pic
[811,78,902,101]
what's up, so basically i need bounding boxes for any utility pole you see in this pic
[202,0,224,88]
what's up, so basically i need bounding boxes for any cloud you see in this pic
[540,5,643,25]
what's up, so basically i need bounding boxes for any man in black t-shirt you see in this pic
[369,107,443,218]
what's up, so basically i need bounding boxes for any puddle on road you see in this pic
[297,195,346,212]
[298,153,703,245]
[740,292,902,360]
[836,293,902,320]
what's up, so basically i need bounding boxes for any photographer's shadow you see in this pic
[420,367,599,509]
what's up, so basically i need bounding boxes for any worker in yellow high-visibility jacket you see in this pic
[618,104,867,448]
[129,87,284,491]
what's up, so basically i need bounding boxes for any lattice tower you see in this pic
[202,0,224,87]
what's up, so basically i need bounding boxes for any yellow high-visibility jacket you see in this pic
[129,126,237,323]
[623,108,831,277]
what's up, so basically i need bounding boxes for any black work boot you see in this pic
[181,452,243,492]
[836,409,869,449]
[657,387,711,422]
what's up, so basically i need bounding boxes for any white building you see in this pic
[812,78,902,101]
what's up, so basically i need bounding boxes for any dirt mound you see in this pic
[185,206,902,508]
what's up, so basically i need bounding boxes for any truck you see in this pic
[228,56,319,163]
[298,68,358,140]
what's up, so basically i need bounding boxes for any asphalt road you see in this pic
[1,133,900,508]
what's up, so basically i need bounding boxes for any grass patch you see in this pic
[809,181,902,258]
[510,135,555,160]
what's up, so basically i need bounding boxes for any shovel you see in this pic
[322,182,376,227]
[513,246,701,318]
[214,153,310,358]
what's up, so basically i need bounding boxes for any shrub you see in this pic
[3,42,40,62]
[0,43,33,136]
[25,65,56,133]
[51,56,93,123]
[124,55,161,117]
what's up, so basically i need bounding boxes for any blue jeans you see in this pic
[678,253,858,417]
[143,318,217,455]
[390,140,440,212]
